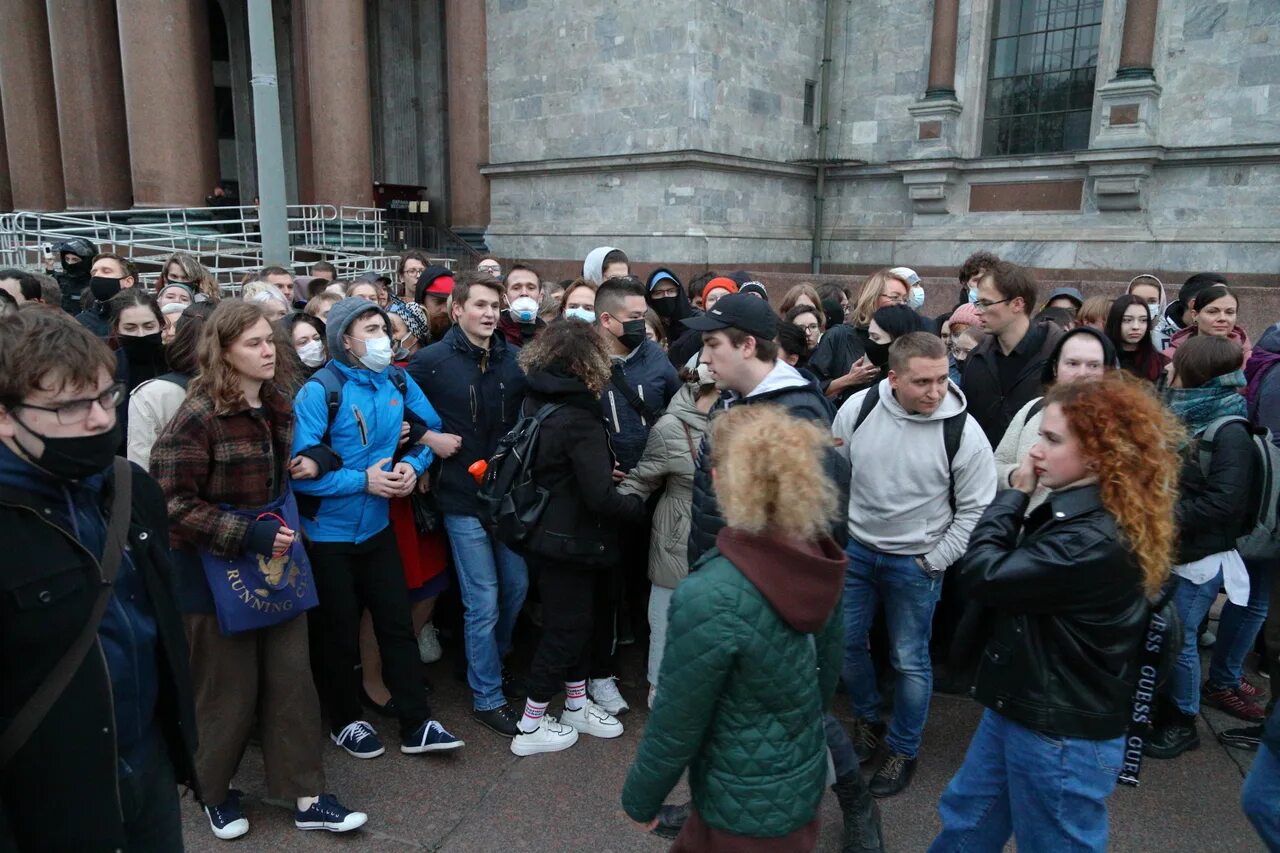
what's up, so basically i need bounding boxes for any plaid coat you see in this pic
[151,384,293,558]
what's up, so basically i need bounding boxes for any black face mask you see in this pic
[90,276,123,302]
[650,297,677,319]
[14,417,120,482]
[616,318,648,351]
[864,339,890,367]
[119,332,165,362]
[63,257,91,279]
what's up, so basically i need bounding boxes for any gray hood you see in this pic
[665,382,712,432]
[325,297,392,367]
[875,376,968,422]
[583,245,619,285]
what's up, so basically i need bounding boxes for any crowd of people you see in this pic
[1,239,1278,852]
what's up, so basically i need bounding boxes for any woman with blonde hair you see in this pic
[809,269,911,405]
[159,251,220,302]
[931,372,1182,852]
[1076,295,1112,330]
[240,280,290,322]
[623,404,848,851]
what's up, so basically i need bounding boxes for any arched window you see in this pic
[982,0,1102,155]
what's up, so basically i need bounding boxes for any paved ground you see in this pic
[180,602,1268,852]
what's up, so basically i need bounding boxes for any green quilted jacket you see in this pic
[621,533,845,837]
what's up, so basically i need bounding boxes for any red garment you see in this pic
[389,497,448,590]
[672,809,819,853]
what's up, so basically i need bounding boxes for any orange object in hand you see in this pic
[467,459,487,483]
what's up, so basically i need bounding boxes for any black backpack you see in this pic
[477,403,564,548]
[850,383,966,510]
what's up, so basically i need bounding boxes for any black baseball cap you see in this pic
[683,293,779,340]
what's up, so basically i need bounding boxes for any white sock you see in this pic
[296,796,319,811]
[564,680,587,711]
[519,698,549,733]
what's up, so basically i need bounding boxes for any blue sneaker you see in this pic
[401,719,465,754]
[331,720,385,759]
[294,794,368,833]
[204,789,249,840]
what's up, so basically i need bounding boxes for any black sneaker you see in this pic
[1143,721,1200,759]
[501,669,528,702]
[473,703,521,738]
[868,752,917,798]
[1219,724,1264,751]
[851,719,884,765]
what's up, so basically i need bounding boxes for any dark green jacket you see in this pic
[622,546,843,837]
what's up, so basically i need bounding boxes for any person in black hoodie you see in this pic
[51,237,98,314]
[646,267,699,366]
[413,264,458,345]
[508,318,648,756]
[109,289,169,454]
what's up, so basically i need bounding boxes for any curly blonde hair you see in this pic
[711,405,838,542]
[516,317,612,396]
[851,269,911,327]
[1044,373,1184,596]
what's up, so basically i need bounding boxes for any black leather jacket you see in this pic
[962,486,1148,740]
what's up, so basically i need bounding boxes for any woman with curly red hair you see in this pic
[930,372,1181,852]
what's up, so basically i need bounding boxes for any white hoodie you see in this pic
[832,378,996,568]
[583,246,620,285]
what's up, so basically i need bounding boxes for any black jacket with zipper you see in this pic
[962,320,1063,447]
[1176,419,1257,564]
[0,460,198,851]
[407,324,528,517]
[961,486,1148,740]
[522,369,647,566]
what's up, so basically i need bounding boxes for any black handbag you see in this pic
[411,489,444,535]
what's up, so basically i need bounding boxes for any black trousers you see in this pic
[120,737,184,853]
[525,557,618,703]
[307,527,431,736]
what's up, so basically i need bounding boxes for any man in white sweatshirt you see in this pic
[832,332,996,798]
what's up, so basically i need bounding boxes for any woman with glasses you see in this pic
[809,269,912,406]
[1105,294,1169,383]
[785,303,826,355]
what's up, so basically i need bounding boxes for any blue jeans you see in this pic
[1169,569,1223,715]
[1208,558,1272,689]
[1243,742,1280,850]
[930,709,1124,852]
[841,538,941,758]
[443,514,529,711]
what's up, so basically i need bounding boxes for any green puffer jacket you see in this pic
[622,531,845,837]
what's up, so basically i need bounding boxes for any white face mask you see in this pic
[565,307,596,323]
[355,336,393,372]
[1147,302,1160,320]
[296,339,326,368]
[510,296,539,323]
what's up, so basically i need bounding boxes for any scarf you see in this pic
[1165,370,1248,436]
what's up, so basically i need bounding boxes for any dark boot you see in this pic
[1143,712,1200,759]
[832,774,885,852]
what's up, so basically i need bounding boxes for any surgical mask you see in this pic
[509,296,539,324]
[1147,302,1160,320]
[908,285,926,310]
[968,287,979,304]
[14,417,121,482]
[566,307,596,323]
[355,336,393,372]
[90,276,123,302]
[297,339,326,368]
[616,318,647,351]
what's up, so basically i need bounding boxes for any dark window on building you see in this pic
[803,80,817,127]
[982,0,1101,156]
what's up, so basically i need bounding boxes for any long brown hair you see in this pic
[1044,373,1183,596]
[191,300,294,413]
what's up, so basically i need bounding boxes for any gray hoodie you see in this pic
[325,297,393,367]
[583,245,620,285]
[832,377,996,568]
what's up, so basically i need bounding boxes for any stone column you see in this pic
[47,0,132,209]
[925,0,960,99]
[117,0,219,207]
[0,91,13,211]
[1116,0,1159,80]
[0,0,65,211]
[304,0,373,207]
[445,0,490,230]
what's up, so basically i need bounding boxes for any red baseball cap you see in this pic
[424,275,455,296]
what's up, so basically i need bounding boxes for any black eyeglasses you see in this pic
[974,298,1010,313]
[15,383,125,425]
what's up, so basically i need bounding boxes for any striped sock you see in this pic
[565,680,587,711]
[519,698,549,733]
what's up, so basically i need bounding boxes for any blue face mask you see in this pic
[909,285,925,310]
[565,307,596,323]
[968,287,979,304]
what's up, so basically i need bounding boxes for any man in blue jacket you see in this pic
[407,273,530,737]
[292,298,464,759]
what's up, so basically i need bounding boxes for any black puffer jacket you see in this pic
[807,323,872,407]
[687,370,850,567]
[522,369,647,566]
[1176,419,1256,564]
[962,486,1148,740]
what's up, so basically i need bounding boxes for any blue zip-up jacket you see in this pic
[291,359,443,543]
[603,338,681,472]
[406,324,527,517]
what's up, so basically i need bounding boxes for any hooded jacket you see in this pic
[603,338,681,472]
[645,267,697,345]
[833,378,997,568]
[617,383,711,588]
[413,264,455,306]
[962,319,1063,447]
[687,360,851,566]
[291,298,442,544]
[406,324,527,516]
[1163,324,1253,367]
[583,246,620,285]
[622,529,845,836]
[521,369,646,565]
[1247,324,1280,437]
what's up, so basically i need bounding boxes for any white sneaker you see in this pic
[510,715,579,756]
[561,701,624,738]
[589,676,630,716]
[417,622,443,664]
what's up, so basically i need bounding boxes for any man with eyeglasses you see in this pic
[0,309,197,850]
[961,261,1063,447]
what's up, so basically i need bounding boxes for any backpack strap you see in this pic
[610,365,664,423]
[305,363,348,447]
[1023,397,1046,427]
[853,383,967,512]
[1196,416,1252,480]
[156,371,190,390]
[850,383,881,433]
[388,365,409,396]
